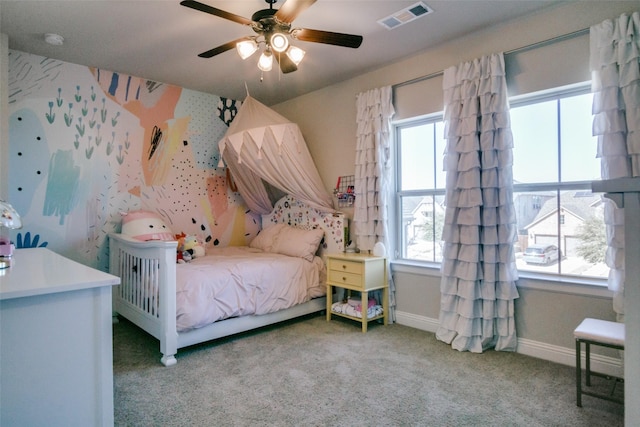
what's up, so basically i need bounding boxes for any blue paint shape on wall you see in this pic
[16,232,48,249]
[108,73,119,96]
[43,149,80,225]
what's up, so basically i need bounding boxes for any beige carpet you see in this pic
[113,314,623,426]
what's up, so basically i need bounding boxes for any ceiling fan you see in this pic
[180,0,363,74]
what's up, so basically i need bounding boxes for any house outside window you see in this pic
[394,82,608,281]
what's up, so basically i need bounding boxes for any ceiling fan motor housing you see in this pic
[251,11,291,35]
[252,8,276,23]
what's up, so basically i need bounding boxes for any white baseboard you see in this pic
[395,310,623,378]
[396,311,440,333]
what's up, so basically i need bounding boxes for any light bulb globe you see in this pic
[258,51,273,71]
[236,40,258,59]
[270,33,289,53]
[286,46,306,65]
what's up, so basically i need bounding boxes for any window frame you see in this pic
[393,113,445,265]
[392,81,608,289]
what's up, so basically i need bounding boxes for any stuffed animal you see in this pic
[175,233,205,263]
[175,232,187,263]
[120,210,173,241]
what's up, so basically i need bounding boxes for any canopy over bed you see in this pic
[218,96,334,215]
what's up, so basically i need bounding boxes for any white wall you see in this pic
[273,1,640,370]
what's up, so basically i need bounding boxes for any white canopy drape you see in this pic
[436,53,520,352]
[591,11,640,318]
[218,96,334,215]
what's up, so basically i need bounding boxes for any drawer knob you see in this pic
[342,264,347,269]
[342,277,347,281]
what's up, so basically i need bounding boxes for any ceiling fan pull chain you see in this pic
[277,52,282,82]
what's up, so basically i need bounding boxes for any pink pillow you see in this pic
[249,224,286,252]
[271,226,324,262]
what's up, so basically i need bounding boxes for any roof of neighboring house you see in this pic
[401,197,422,221]
[524,191,602,229]
[402,196,445,221]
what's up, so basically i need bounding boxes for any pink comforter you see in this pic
[175,246,326,332]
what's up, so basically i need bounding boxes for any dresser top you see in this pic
[0,248,120,300]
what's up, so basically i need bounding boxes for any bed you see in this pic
[109,195,345,366]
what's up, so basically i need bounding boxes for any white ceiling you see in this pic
[1,0,563,105]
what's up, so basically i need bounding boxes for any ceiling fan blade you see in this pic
[274,52,298,74]
[274,0,316,24]
[198,37,251,58]
[180,0,253,26]
[293,28,363,49]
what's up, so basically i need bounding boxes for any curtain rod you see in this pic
[392,27,590,90]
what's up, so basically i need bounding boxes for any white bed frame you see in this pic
[109,196,344,366]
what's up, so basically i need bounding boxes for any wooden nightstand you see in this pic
[325,253,388,332]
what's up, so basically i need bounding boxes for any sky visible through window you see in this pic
[399,121,445,191]
[511,93,600,183]
[400,92,599,190]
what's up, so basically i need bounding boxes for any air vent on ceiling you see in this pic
[378,2,433,30]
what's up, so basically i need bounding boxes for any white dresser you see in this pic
[0,248,120,427]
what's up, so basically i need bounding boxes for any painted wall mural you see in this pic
[7,50,260,271]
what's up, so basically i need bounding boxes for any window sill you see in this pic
[390,260,613,298]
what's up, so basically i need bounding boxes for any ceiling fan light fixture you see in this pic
[258,50,273,71]
[270,33,289,53]
[286,45,305,65]
[236,39,259,59]
[181,0,363,78]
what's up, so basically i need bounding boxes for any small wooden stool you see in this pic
[574,318,625,407]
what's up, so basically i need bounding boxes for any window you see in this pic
[394,82,608,280]
[395,116,446,263]
[511,83,606,279]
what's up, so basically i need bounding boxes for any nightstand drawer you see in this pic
[328,259,362,275]
[328,269,362,287]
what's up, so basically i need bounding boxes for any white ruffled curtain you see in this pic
[591,11,640,320]
[353,86,396,319]
[436,53,520,352]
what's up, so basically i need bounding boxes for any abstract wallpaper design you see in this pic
[7,50,259,270]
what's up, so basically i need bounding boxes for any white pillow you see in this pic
[271,226,324,262]
[249,224,286,252]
